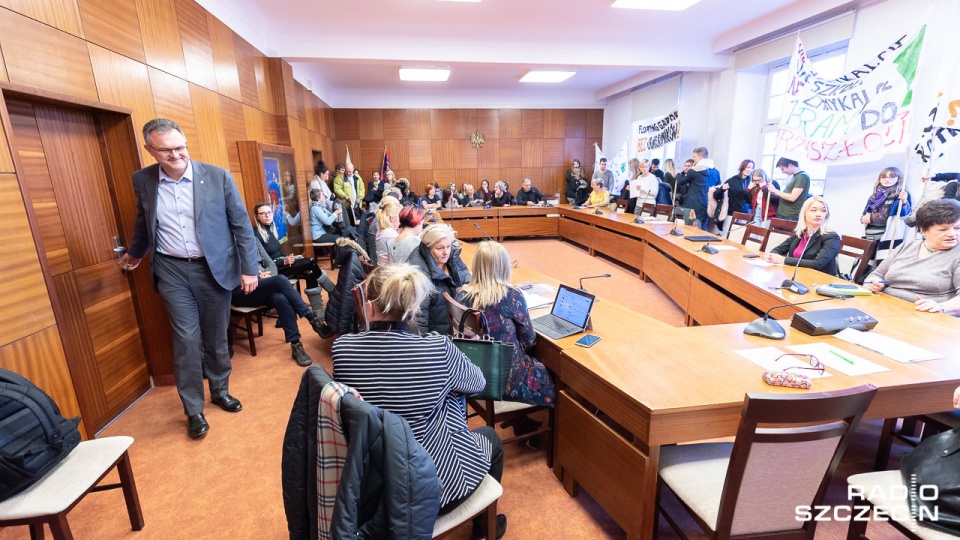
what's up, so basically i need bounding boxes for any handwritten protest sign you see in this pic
[775,26,925,164]
[631,106,680,158]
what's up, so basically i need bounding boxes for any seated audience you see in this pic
[864,198,960,315]
[408,225,470,334]
[515,178,546,206]
[332,264,506,535]
[584,178,610,208]
[457,183,483,207]
[490,181,515,207]
[456,242,556,438]
[232,243,329,365]
[364,170,387,207]
[479,179,494,205]
[394,177,418,207]
[420,183,443,211]
[253,203,335,315]
[441,187,461,210]
[388,206,425,263]
[374,197,402,266]
[308,189,342,244]
[764,196,840,276]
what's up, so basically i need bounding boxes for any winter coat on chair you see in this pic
[281,365,441,540]
[408,242,471,334]
[324,237,371,335]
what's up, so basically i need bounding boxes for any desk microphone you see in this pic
[594,209,604,215]
[579,273,611,293]
[473,222,495,243]
[700,239,718,254]
[781,231,817,295]
[743,294,853,340]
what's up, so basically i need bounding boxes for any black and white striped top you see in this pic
[332,328,491,506]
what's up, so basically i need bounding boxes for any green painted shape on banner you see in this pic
[895,25,925,107]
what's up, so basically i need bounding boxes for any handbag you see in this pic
[900,425,960,535]
[450,310,514,401]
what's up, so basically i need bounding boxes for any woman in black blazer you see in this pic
[713,159,754,234]
[765,196,841,277]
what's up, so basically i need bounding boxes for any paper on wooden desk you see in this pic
[521,291,553,310]
[743,258,776,267]
[786,343,889,376]
[734,346,831,378]
[834,328,943,363]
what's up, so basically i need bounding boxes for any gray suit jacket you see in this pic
[128,160,258,290]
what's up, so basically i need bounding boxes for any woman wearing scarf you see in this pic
[564,159,588,205]
[861,167,912,257]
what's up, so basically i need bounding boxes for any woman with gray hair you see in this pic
[408,224,471,333]
[490,181,515,207]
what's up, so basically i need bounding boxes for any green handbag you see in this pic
[450,309,514,400]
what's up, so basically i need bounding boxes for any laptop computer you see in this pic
[532,284,596,340]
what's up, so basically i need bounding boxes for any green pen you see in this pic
[830,349,855,365]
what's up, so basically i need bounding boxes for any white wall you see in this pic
[601,0,960,240]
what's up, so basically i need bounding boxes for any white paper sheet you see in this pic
[711,245,739,251]
[521,291,553,310]
[834,328,943,363]
[734,346,831,378]
[743,258,776,267]
[786,343,889,376]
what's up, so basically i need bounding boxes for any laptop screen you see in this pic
[551,285,595,328]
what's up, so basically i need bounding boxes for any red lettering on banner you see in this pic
[863,131,883,153]
[843,139,863,158]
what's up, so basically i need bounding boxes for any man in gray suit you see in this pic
[120,118,259,439]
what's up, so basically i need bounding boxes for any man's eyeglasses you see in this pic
[775,353,824,376]
[150,145,187,156]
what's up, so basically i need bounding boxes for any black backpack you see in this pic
[0,368,82,501]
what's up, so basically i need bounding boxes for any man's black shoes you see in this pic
[211,394,243,413]
[188,413,209,438]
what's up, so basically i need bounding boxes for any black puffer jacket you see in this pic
[325,238,370,335]
[408,243,470,334]
[281,365,441,540]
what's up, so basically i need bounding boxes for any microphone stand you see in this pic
[473,222,495,242]
[781,230,817,294]
[743,294,853,339]
[579,273,611,293]
[667,173,684,236]
[700,239,718,254]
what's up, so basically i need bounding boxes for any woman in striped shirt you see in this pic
[332,263,506,536]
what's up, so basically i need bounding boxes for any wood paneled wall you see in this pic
[0,0,334,402]
[329,108,603,196]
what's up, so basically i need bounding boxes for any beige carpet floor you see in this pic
[0,239,911,539]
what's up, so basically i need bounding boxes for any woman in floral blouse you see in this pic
[456,241,556,439]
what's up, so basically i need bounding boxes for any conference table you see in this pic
[453,204,960,540]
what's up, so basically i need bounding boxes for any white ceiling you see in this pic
[196,0,865,108]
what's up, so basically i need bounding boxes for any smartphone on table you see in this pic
[575,334,601,348]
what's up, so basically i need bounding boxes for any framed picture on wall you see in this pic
[238,142,304,252]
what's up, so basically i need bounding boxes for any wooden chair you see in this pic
[228,304,269,356]
[311,242,337,269]
[655,204,675,218]
[640,202,657,216]
[442,293,554,466]
[727,211,752,243]
[657,385,876,540]
[432,475,502,539]
[837,235,877,284]
[0,436,144,539]
[765,217,796,252]
[740,224,771,252]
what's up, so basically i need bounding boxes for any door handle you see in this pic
[113,236,126,259]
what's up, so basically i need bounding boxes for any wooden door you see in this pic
[8,99,150,433]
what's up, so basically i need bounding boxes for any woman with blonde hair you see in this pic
[456,242,556,429]
[332,263,506,534]
[765,196,841,276]
[630,159,659,215]
[374,197,402,265]
[408,224,471,333]
[584,178,610,208]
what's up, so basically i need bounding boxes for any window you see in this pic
[760,48,846,196]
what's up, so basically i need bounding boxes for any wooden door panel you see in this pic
[6,100,73,275]
[52,272,108,422]
[34,105,117,268]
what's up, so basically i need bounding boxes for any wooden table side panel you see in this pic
[561,359,652,438]
[589,226,624,260]
[641,247,690,310]
[558,217,594,247]
[558,391,647,538]
[687,279,759,325]
[499,216,558,238]
[449,218,498,239]
[619,235,644,271]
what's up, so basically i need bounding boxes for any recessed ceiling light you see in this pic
[437,0,481,2]
[611,0,701,10]
[399,68,451,82]
[519,70,576,83]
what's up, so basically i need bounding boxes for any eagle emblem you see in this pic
[470,131,485,149]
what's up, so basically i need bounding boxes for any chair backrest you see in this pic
[769,217,797,234]
[728,211,752,242]
[741,224,771,252]
[715,385,877,538]
[837,235,878,284]
[655,204,674,217]
[640,202,656,216]
[442,292,486,339]
[351,283,369,332]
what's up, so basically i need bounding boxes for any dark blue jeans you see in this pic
[232,275,312,343]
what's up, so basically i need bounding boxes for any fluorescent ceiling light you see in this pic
[612,0,702,10]
[399,68,451,82]
[437,0,481,2]
[519,70,576,83]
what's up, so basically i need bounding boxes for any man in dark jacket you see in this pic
[677,147,720,230]
[515,178,546,206]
